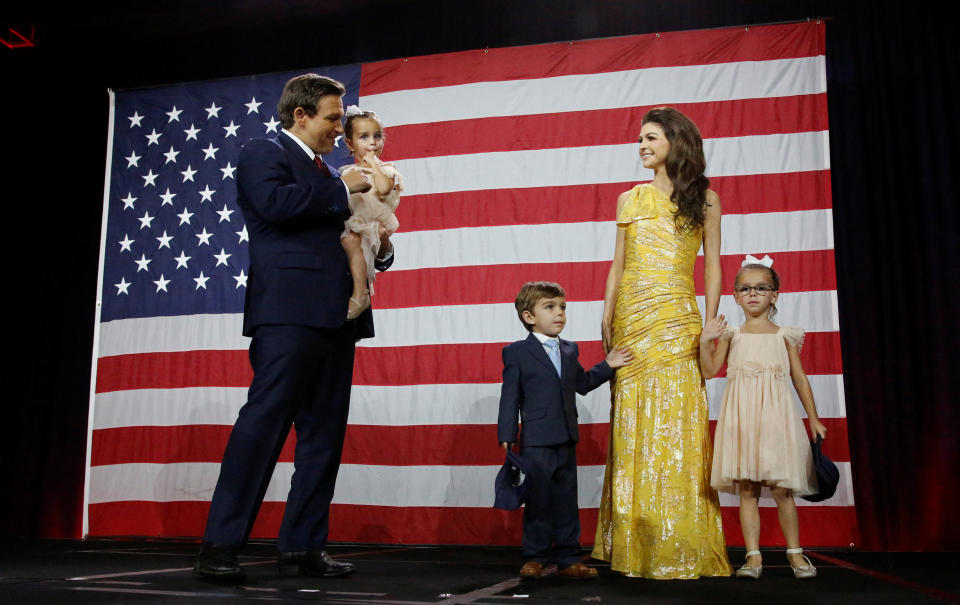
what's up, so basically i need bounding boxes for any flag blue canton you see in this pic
[101,65,362,322]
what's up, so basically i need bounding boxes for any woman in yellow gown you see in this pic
[592,107,732,579]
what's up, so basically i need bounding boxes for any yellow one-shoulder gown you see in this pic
[592,184,732,579]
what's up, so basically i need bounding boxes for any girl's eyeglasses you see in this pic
[735,285,776,295]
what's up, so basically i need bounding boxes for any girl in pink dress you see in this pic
[339,106,401,319]
[699,256,828,580]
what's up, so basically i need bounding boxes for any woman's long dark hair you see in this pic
[641,107,710,231]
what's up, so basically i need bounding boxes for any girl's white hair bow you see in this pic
[742,254,774,268]
[344,105,364,117]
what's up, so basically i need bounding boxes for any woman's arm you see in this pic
[602,191,630,353]
[702,190,722,321]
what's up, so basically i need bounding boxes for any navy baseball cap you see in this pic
[493,450,533,510]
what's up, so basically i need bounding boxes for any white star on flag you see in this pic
[138,211,154,229]
[174,251,191,269]
[194,271,210,290]
[145,129,162,146]
[264,116,280,133]
[125,151,141,168]
[156,231,173,249]
[184,124,201,141]
[121,193,137,210]
[220,162,237,180]
[159,188,177,206]
[134,254,152,272]
[163,146,180,164]
[214,248,232,266]
[223,121,241,138]
[236,225,249,243]
[177,208,194,225]
[118,234,134,252]
[217,204,235,223]
[199,185,216,203]
[166,106,183,122]
[202,143,219,160]
[154,274,171,293]
[114,277,131,295]
[205,102,222,119]
[181,165,197,182]
[142,170,158,187]
[234,269,248,288]
[245,97,262,114]
[195,227,213,246]
[128,111,144,127]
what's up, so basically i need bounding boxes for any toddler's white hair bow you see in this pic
[345,105,364,117]
[742,254,774,268]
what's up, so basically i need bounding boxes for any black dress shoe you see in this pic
[277,550,306,576]
[298,550,355,578]
[194,543,245,581]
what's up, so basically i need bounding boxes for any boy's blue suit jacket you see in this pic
[497,332,613,446]
[236,134,392,338]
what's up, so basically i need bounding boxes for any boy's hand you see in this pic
[605,347,634,369]
[500,442,514,451]
[700,314,727,344]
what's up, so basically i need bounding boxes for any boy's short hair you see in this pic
[515,281,565,331]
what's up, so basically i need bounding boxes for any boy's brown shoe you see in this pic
[519,560,543,578]
[558,562,598,579]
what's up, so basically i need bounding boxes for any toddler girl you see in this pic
[340,106,401,319]
[699,256,827,580]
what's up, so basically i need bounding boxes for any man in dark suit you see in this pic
[195,74,393,581]
[498,281,632,580]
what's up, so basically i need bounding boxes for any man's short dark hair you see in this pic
[278,74,346,129]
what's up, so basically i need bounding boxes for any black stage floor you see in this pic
[1,540,958,604]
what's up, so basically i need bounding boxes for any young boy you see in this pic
[498,281,633,579]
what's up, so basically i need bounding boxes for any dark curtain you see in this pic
[827,5,960,550]
[2,0,957,550]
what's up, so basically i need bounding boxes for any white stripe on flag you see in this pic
[95,292,839,355]
[364,57,827,126]
[394,132,829,196]
[88,460,854,507]
[392,209,834,271]
[91,373,847,431]
[366,293,839,346]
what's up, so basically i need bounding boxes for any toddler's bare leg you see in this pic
[341,232,370,319]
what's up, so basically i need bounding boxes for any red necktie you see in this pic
[314,155,330,177]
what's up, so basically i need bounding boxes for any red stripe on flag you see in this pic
[375,250,838,308]
[395,171,833,232]
[90,418,850,467]
[87,500,856,546]
[386,95,829,160]
[360,22,824,95]
[94,331,842,392]
[96,350,252,393]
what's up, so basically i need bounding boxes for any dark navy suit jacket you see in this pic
[236,133,391,338]
[497,332,613,447]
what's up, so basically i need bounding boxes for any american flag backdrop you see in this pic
[87,21,858,546]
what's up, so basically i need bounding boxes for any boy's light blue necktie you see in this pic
[544,339,561,377]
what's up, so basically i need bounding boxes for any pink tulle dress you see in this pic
[340,164,401,293]
[710,325,817,496]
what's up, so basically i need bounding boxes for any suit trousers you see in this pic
[521,442,581,567]
[203,323,355,551]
